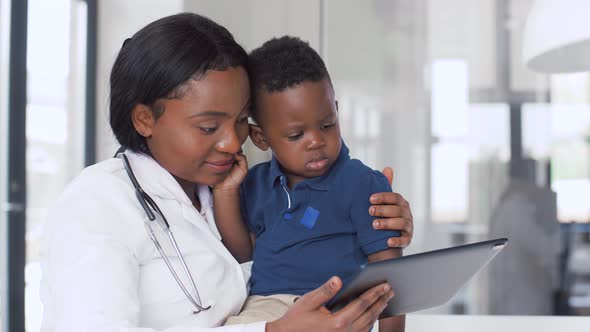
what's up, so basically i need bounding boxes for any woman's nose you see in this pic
[216,127,241,154]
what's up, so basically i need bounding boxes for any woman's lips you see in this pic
[305,158,329,171]
[206,159,235,173]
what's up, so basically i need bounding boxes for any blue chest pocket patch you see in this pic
[300,206,320,229]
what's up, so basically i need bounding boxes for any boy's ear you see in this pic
[249,124,269,151]
[132,104,155,138]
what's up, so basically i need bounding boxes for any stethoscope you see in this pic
[117,151,211,314]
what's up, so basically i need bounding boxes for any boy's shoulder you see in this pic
[322,157,391,198]
[337,158,388,184]
[242,160,273,190]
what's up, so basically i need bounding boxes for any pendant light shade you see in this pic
[523,0,590,73]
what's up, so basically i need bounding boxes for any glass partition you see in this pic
[23,0,88,330]
[0,0,11,330]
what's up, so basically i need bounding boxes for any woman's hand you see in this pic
[267,276,394,332]
[370,167,414,248]
[212,152,248,192]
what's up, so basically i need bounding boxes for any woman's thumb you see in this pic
[296,276,342,309]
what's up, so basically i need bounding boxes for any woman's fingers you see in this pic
[381,167,394,186]
[387,234,412,248]
[369,192,414,248]
[372,217,413,248]
[333,282,392,324]
[295,276,342,310]
[369,192,409,207]
[369,205,412,221]
[372,217,413,234]
[351,290,394,331]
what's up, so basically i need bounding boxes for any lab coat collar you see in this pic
[122,151,212,214]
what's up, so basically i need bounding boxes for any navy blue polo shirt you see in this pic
[240,142,400,296]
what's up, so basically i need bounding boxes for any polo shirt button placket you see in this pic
[280,176,293,221]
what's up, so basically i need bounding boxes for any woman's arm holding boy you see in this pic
[370,167,414,248]
[353,167,408,332]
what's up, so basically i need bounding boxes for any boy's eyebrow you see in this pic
[320,109,338,121]
[284,120,305,128]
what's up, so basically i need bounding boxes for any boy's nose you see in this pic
[306,132,326,150]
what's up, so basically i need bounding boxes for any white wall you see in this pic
[184,0,320,52]
[183,0,321,164]
[95,0,183,161]
[96,0,323,163]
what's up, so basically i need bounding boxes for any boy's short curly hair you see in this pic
[248,36,332,120]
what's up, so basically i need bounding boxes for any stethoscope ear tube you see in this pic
[136,190,156,221]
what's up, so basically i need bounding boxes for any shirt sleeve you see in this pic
[349,169,400,256]
[42,174,266,332]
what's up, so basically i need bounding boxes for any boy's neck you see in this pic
[283,171,306,190]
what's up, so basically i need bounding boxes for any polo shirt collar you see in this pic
[268,141,350,191]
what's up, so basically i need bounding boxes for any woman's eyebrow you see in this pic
[188,110,228,118]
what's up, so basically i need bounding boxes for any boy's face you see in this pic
[254,79,341,186]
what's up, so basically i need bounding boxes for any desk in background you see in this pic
[406,314,590,332]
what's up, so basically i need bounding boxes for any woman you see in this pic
[40,13,414,331]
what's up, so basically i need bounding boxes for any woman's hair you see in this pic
[109,12,248,153]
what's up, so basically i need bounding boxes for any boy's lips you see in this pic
[305,157,329,171]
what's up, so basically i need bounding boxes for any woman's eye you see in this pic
[288,132,303,141]
[200,126,218,134]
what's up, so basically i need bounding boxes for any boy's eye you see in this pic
[288,132,303,141]
[322,122,336,129]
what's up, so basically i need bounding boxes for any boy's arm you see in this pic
[211,153,253,263]
[368,249,405,332]
[212,188,253,263]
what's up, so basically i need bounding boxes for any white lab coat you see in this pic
[40,151,264,332]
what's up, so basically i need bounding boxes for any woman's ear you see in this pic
[132,104,155,138]
[249,124,269,151]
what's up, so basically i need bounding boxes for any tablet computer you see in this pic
[326,238,508,318]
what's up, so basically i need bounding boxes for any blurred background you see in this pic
[1,0,590,331]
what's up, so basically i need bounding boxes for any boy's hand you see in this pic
[213,152,248,192]
[369,167,414,248]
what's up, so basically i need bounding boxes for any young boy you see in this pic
[213,36,404,331]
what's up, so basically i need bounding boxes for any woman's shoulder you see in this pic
[48,157,139,229]
[62,158,130,198]
[44,157,147,254]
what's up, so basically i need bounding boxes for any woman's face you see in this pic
[144,66,250,187]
